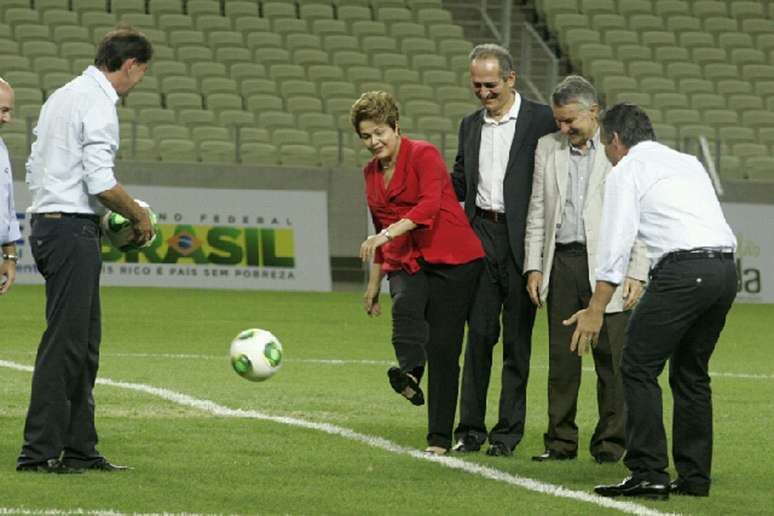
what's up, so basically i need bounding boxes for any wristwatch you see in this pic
[379,229,393,241]
[2,253,18,262]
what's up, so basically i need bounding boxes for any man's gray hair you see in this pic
[468,43,514,77]
[552,75,598,111]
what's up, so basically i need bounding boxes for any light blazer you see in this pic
[451,97,557,271]
[524,131,650,313]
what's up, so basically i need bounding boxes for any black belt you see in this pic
[32,212,101,224]
[657,248,734,269]
[475,207,506,223]
[555,241,586,253]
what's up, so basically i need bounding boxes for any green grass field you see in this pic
[1,285,772,515]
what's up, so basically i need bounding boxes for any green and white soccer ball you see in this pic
[100,199,160,252]
[230,328,284,382]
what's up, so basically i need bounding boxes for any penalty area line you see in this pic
[0,359,674,516]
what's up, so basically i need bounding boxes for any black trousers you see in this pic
[622,255,736,490]
[455,217,536,451]
[17,215,104,468]
[544,246,627,458]
[388,258,482,449]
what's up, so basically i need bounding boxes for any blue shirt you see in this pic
[0,137,21,244]
[26,66,119,215]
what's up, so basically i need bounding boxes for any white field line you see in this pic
[0,359,674,516]
[3,350,772,380]
[0,510,215,516]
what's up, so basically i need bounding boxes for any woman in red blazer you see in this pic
[352,91,484,455]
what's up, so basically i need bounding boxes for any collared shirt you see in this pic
[555,128,599,245]
[596,140,736,284]
[26,66,119,215]
[476,91,522,213]
[0,138,21,245]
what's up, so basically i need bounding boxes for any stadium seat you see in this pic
[187,0,221,20]
[234,17,270,33]
[214,47,251,67]
[665,15,701,33]
[347,66,382,85]
[614,91,651,107]
[72,0,106,11]
[236,127,270,143]
[178,109,216,126]
[195,15,232,34]
[80,12,117,31]
[272,18,308,36]
[169,30,206,47]
[245,94,284,113]
[272,128,311,147]
[15,24,50,43]
[655,0,690,17]
[404,99,441,117]
[415,8,453,25]
[239,142,280,165]
[225,1,259,18]
[4,70,39,89]
[158,14,194,31]
[377,7,413,25]
[325,97,357,116]
[158,139,197,162]
[177,46,214,64]
[300,3,334,20]
[4,9,40,29]
[730,49,765,67]
[241,79,279,97]
[627,60,663,80]
[256,48,291,66]
[691,47,727,66]
[140,108,178,127]
[191,126,229,144]
[245,31,282,52]
[628,14,664,31]
[384,68,420,87]
[201,78,239,96]
[390,21,427,40]
[652,92,687,110]
[436,38,473,59]
[691,0,727,19]
[286,33,322,52]
[298,112,336,132]
[280,79,317,98]
[665,62,702,80]
[741,19,774,38]
[371,52,409,70]
[208,31,245,52]
[319,146,357,167]
[206,93,243,112]
[121,13,156,29]
[41,10,78,27]
[427,23,464,41]
[399,83,434,101]
[270,64,306,82]
[166,92,203,110]
[399,37,436,57]
[125,92,162,110]
[190,61,227,80]
[424,70,457,87]
[653,46,690,65]
[151,124,190,141]
[704,64,739,81]
[257,111,295,130]
[33,56,70,75]
[230,63,267,82]
[293,49,330,67]
[715,79,752,96]
[727,94,764,112]
[218,109,256,128]
[319,81,357,100]
[689,93,725,110]
[337,6,372,23]
[200,141,237,163]
[279,144,319,167]
[312,19,347,36]
[53,26,91,44]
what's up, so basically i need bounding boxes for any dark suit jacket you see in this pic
[451,97,556,271]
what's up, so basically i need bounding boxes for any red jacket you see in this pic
[365,137,484,273]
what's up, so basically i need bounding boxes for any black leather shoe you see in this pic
[594,476,669,500]
[451,435,481,453]
[485,442,513,457]
[670,479,709,497]
[593,452,620,464]
[532,450,577,462]
[83,458,131,472]
[387,367,424,406]
[16,459,84,474]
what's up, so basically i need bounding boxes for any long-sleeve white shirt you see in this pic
[25,66,119,215]
[476,92,521,213]
[0,138,21,244]
[596,140,736,285]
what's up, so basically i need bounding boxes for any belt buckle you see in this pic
[43,213,62,219]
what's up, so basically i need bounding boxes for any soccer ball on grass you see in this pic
[230,328,284,382]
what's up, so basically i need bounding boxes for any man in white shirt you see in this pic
[17,28,154,474]
[450,44,556,456]
[565,103,737,500]
[525,76,649,464]
[0,79,21,294]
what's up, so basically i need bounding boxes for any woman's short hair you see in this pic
[95,26,153,72]
[350,91,400,135]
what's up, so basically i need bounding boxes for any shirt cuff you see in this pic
[84,169,118,195]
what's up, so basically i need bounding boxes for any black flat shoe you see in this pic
[77,458,131,472]
[594,476,669,500]
[532,449,577,462]
[17,459,84,474]
[387,367,424,406]
[670,479,709,497]
[451,434,482,453]
[486,441,513,457]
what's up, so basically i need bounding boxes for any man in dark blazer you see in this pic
[451,43,556,456]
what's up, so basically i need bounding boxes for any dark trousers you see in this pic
[455,217,536,451]
[388,258,482,449]
[622,256,737,490]
[17,216,104,468]
[544,246,627,458]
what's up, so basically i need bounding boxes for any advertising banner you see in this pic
[721,202,771,303]
[12,183,331,292]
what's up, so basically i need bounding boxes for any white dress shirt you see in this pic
[596,140,736,285]
[0,138,21,244]
[26,66,119,215]
[476,92,521,213]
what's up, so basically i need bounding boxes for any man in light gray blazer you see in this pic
[524,76,649,463]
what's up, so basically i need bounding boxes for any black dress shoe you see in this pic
[485,442,513,457]
[532,450,577,462]
[16,459,84,474]
[82,458,131,472]
[670,479,709,497]
[387,367,424,406]
[594,476,669,500]
[451,435,481,453]
[593,452,620,464]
